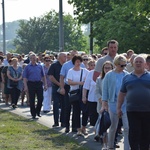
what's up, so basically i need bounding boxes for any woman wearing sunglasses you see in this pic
[42,56,52,113]
[101,55,130,150]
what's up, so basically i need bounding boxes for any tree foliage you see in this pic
[14,10,87,54]
[68,0,150,53]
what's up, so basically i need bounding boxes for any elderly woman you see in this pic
[67,55,89,136]
[7,58,23,108]
[101,55,130,150]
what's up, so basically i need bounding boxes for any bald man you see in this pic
[117,55,150,150]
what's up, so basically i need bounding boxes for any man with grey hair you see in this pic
[117,55,150,150]
[48,52,67,127]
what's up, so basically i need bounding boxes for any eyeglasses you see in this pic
[45,60,51,62]
[120,64,127,68]
[83,59,88,61]
[103,53,107,55]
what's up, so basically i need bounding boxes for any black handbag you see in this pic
[9,67,18,87]
[69,69,83,104]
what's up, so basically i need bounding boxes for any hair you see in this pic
[101,47,108,54]
[88,60,95,66]
[113,54,127,65]
[101,61,113,79]
[133,55,146,63]
[107,40,118,47]
[127,49,134,56]
[0,56,4,61]
[29,53,36,59]
[146,54,150,62]
[72,55,83,65]
[11,57,18,62]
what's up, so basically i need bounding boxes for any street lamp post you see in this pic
[2,0,6,55]
[59,0,64,52]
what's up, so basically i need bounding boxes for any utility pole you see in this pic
[2,0,6,54]
[59,0,64,52]
[89,21,93,55]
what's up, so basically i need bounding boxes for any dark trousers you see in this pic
[127,111,150,150]
[72,100,88,128]
[27,81,43,117]
[64,84,72,128]
[10,87,20,105]
[88,101,98,126]
[52,85,65,125]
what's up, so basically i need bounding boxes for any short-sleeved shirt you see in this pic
[60,60,85,84]
[95,55,114,73]
[83,70,97,102]
[120,71,150,112]
[67,68,89,91]
[48,61,62,87]
[23,63,45,81]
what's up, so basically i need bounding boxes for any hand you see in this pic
[60,88,65,95]
[82,97,87,104]
[79,81,84,85]
[100,104,108,113]
[24,86,28,92]
[117,108,123,118]
[44,85,47,91]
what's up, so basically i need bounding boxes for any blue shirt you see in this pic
[23,63,45,81]
[60,60,85,84]
[108,72,126,114]
[120,71,150,112]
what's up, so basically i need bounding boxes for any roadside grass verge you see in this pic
[0,109,89,150]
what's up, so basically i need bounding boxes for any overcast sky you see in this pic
[0,0,73,24]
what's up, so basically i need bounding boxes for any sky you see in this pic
[0,0,74,24]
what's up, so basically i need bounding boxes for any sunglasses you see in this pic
[83,59,88,61]
[45,60,51,62]
[120,64,127,68]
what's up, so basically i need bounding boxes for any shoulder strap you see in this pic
[80,69,83,82]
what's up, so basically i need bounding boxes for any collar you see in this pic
[29,62,38,66]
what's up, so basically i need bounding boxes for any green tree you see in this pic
[14,10,87,54]
[94,1,150,53]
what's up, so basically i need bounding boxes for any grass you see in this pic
[0,109,89,150]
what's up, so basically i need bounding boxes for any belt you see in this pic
[28,81,41,83]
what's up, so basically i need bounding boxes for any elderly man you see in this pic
[117,55,150,150]
[48,52,67,127]
[23,53,47,119]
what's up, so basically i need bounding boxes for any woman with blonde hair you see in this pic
[101,55,130,150]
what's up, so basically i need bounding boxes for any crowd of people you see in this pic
[0,39,150,150]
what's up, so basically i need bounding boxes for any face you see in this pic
[71,51,78,59]
[83,57,89,65]
[12,59,18,65]
[116,61,127,71]
[133,57,146,71]
[88,62,95,70]
[102,49,109,56]
[61,54,67,63]
[103,63,113,74]
[74,59,81,67]
[108,43,118,56]
[44,58,51,65]
[30,55,37,63]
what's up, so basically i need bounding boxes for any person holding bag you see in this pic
[67,55,89,136]
[7,58,23,108]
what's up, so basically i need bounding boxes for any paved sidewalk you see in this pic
[0,102,124,150]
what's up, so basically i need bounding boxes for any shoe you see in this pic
[43,111,47,113]
[114,144,120,148]
[32,116,36,119]
[65,128,70,133]
[37,113,41,117]
[72,128,77,133]
[77,131,82,136]
[12,104,15,109]
[94,135,100,142]
[52,124,59,127]
[81,129,88,135]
